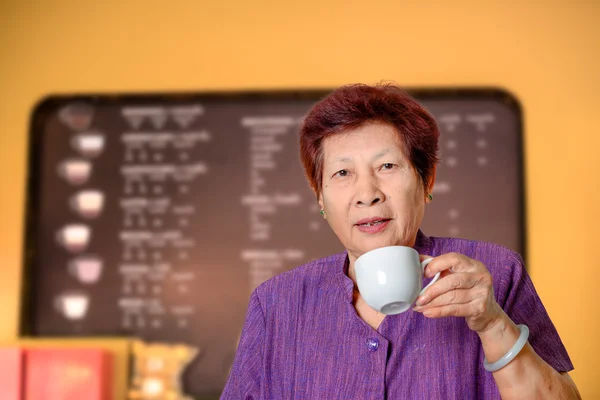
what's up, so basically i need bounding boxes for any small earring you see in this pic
[320,210,326,217]
[427,194,433,202]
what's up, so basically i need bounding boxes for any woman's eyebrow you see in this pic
[371,148,392,161]
[331,155,353,164]
[330,149,395,165]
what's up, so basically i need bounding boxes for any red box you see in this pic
[25,348,112,400]
[0,347,24,400]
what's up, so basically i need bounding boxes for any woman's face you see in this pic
[319,121,435,263]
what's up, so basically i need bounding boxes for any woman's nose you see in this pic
[355,180,385,206]
[357,196,381,206]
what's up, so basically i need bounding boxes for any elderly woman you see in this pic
[221,84,580,399]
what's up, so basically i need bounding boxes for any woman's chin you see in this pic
[359,237,403,252]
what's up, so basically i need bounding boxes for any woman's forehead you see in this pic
[322,122,406,163]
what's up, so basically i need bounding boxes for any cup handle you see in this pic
[419,258,441,296]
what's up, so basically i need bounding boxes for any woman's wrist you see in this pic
[477,310,521,364]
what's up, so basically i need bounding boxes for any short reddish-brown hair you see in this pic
[299,83,440,196]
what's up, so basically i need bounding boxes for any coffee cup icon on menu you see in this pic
[58,159,92,185]
[54,291,90,320]
[69,256,103,284]
[57,224,91,253]
[71,133,105,158]
[59,103,94,131]
[70,190,105,219]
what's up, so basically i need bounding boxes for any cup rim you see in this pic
[355,245,419,269]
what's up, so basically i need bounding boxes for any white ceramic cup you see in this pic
[355,246,442,315]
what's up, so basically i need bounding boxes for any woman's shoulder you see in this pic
[429,235,525,278]
[430,237,523,265]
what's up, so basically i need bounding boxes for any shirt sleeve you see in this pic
[220,289,266,400]
[496,252,574,373]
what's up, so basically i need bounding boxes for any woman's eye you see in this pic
[334,169,349,177]
[381,163,396,170]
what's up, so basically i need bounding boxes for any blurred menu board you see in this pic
[21,89,524,397]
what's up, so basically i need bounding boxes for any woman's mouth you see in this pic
[355,218,391,234]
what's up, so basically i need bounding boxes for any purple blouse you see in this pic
[221,231,573,399]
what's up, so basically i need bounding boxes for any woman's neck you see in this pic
[346,254,358,286]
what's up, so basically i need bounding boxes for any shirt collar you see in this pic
[334,229,433,303]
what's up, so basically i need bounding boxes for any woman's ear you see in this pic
[426,164,437,198]
[317,194,327,218]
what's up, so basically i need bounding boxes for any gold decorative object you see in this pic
[127,340,199,400]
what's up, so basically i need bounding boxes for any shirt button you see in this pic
[366,338,379,351]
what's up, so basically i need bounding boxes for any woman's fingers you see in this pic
[420,252,479,277]
[417,272,486,305]
[415,297,482,318]
[414,288,475,310]
[417,253,501,332]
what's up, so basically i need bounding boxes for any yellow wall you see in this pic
[1,0,598,397]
